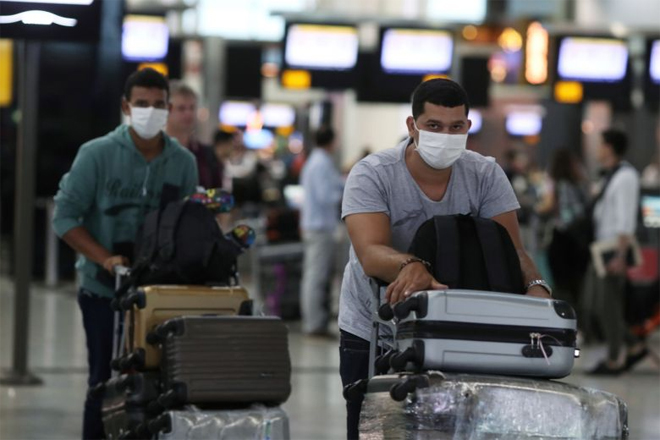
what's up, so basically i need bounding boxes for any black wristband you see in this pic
[399,257,431,273]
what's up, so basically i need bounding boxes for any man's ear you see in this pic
[467,119,472,132]
[406,116,416,138]
[121,97,131,117]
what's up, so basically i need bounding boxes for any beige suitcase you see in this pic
[114,285,251,370]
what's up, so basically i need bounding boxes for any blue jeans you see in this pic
[78,289,114,440]
[339,330,371,440]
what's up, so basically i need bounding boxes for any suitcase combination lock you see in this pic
[522,332,553,361]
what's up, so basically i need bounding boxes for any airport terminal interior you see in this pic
[1,0,660,439]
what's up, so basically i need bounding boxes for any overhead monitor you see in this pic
[219,101,256,127]
[380,28,453,75]
[468,110,482,134]
[642,195,660,228]
[650,39,660,84]
[262,104,295,127]
[122,15,169,62]
[243,129,274,150]
[506,111,542,136]
[557,37,628,82]
[0,0,102,41]
[284,24,359,71]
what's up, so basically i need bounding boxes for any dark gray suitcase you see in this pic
[351,372,629,439]
[101,372,162,440]
[387,290,579,378]
[152,315,291,407]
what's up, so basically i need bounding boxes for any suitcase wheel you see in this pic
[145,331,161,346]
[114,374,135,392]
[238,299,254,316]
[86,382,106,400]
[342,379,369,402]
[110,357,122,372]
[377,304,394,321]
[157,385,185,409]
[393,293,428,320]
[374,350,395,375]
[389,374,431,402]
[389,341,425,372]
[147,414,172,435]
[119,349,146,371]
[120,291,146,310]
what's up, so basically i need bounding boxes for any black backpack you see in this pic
[408,214,525,294]
[120,200,241,294]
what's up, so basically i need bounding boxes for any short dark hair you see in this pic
[214,129,234,144]
[602,129,628,157]
[411,78,470,119]
[549,148,581,183]
[124,68,170,101]
[315,126,335,148]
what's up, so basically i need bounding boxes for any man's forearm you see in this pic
[61,226,113,266]
[617,234,631,259]
[517,249,543,285]
[360,244,414,283]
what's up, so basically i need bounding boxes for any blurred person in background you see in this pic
[52,68,198,439]
[213,129,235,192]
[300,126,344,337]
[584,129,646,375]
[166,81,222,189]
[536,148,589,316]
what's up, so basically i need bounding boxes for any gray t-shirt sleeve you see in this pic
[342,160,389,219]
[478,161,521,218]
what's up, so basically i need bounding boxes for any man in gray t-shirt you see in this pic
[339,79,551,439]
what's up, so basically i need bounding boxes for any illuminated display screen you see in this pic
[468,110,482,134]
[122,15,169,62]
[642,195,660,228]
[650,40,660,84]
[506,111,542,136]
[262,104,295,127]
[219,101,256,127]
[380,28,453,74]
[557,37,628,82]
[0,0,102,40]
[284,24,359,70]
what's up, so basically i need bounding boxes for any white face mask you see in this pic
[413,121,468,170]
[129,106,169,140]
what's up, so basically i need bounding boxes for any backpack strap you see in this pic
[473,217,511,293]
[157,200,187,262]
[433,216,460,288]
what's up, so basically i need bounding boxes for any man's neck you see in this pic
[603,156,622,171]
[404,142,452,185]
[129,127,164,161]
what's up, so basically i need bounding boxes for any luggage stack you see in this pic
[101,285,292,439]
[342,280,630,439]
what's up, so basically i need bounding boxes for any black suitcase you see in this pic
[152,315,291,407]
[100,372,162,440]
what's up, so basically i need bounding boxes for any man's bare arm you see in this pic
[62,226,127,273]
[492,211,550,298]
[345,213,445,304]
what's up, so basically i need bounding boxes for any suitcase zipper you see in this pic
[396,320,576,347]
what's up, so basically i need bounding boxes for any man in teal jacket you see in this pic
[52,68,198,439]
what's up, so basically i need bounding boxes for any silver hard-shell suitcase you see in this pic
[388,290,579,378]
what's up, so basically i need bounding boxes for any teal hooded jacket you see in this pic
[52,125,199,298]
